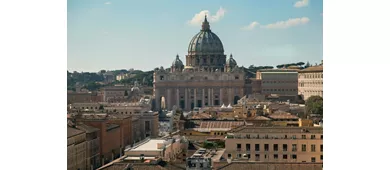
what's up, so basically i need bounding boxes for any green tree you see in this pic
[305,96,323,117]
[296,62,305,66]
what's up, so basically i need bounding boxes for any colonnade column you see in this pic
[167,88,172,110]
[155,89,160,111]
[228,88,232,105]
[220,88,224,106]
[194,89,197,108]
[207,88,210,106]
[176,88,180,109]
[184,88,188,110]
[202,89,205,107]
[211,88,214,106]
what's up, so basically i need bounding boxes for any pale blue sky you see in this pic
[68,0,322,72]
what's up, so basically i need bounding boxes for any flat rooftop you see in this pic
[232,126,323,134]
[131,139,166,151]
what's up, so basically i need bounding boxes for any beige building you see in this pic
[255,69,299,96]
[67,127,87,170]
[124,136,188,162]
[154,16,245,111]
[217,162,323,170]
[298,65,323,100]
[224,126,323,163]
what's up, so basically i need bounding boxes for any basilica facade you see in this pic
[154,16,246,111]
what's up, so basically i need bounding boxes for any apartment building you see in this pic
[224,126,323,163]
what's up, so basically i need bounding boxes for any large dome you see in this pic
[187,16,224,54]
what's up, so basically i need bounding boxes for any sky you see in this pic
[68,0,322,72]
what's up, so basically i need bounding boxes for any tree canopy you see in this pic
[305,96,323,116]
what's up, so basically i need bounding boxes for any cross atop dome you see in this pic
[201,14,210,31]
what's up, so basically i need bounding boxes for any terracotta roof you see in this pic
[76,123,99,133]
[67,127,85,138]
[269,113,299,120]
[98,163,131,170]
[299,65,323,73]
[131,164,185,170]
[249,116,271,121]
[198,121,245,129]
[217,162,323,170]
[190,113,212,119]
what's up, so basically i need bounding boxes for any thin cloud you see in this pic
[187,7,226,26]
[241,21,259,31]
[294,0,309,8]
[105,2,111,5]
[260,17,310,29]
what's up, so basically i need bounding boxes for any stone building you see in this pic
[74,114,122,165]
[255,69,299,96]
[76,124,101,170]
[153,16,245,111]
[298,65,323,100]
[67,127,87,170]
[224,126,323,163]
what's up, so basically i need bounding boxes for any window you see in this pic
[237,144,241,151]
[302,144,306,152]
[255,144,260,151]
[321,135,323,139]
[264,144,269,151]
[311,135,316,139]
[311,157,316,162]
[264,154,268,159]
[302,135,306,139]
[292,154,297,159]
[235,76,239,80]
[273,144,278,151]
[311,144,316,152]
[321,145,323,152]
[283,154,287,159]
[228,154,232,159]
[292,144,297,152]
[247,154,251,159]
[160,76,164,80]
[255,154,260,160]
[321,155,323,160]
[189,133,192,135]
[283,144,288,151]
[237,154,241,158]
[292,135,296,139]
[274,154,278,159]
[246,144,251,151]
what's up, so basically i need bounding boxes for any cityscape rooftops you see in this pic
[231,126,323,134]
[67,127,85,138]
[131,139,167,151]
[76,123,99,133]
[268,113,299,120]
[217,162,323,170]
